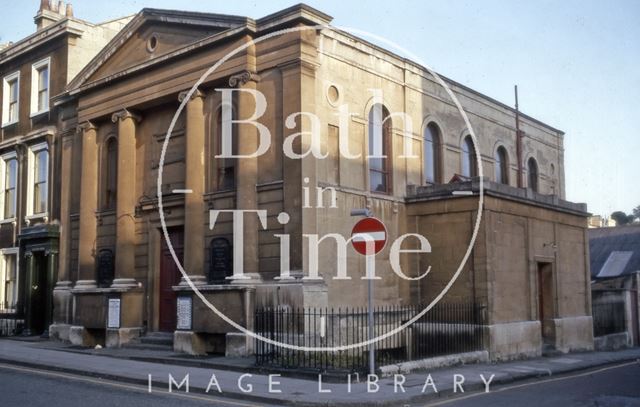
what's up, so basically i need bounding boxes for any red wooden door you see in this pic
[159,228,183,332]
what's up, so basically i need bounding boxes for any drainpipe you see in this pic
[515,85,523,188]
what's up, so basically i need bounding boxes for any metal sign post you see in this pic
[350,213,387,376]
[367,253,375,376]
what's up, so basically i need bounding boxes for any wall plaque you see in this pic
[176,296,192,330]
[97,249,115,288]
[107,298,121,329]
[208,237,232,283]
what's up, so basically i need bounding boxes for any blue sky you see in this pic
[2,1,639,216]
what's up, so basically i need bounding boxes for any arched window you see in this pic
[528,157,539,192]
[423,122,441,184]
[494,146,508,184]
[461,136,477,178]
[215,106,237,190]
[104,137,117,209]
[368,104,391,193]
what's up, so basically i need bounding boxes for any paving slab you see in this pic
[1,338,639,406]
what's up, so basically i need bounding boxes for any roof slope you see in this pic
[589,225,640,279]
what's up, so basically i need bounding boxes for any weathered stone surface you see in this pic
[68,326,98,347]
[105,327,142,348]
[551,316,594,353]
[487,321,542,360]
[173,331,207,355]
[225,332,253,357]
[594,332,631,351]
[49,323,71,342]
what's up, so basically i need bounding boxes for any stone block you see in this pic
[225,332,253,357]
[49,323,71,342]
[594,332,631,351]
[105,327,142,348]
[69,326,99,347]
[487,320,542,361]
[173,331,207,355]
[551,316,594,353]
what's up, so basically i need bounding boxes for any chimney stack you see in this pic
[34,0,67,31]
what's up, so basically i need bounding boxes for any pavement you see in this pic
[0,366,244,407]
[1,337,640,406]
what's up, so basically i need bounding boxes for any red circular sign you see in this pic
[351,217,387,255]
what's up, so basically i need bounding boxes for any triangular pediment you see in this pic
[68,8,250,90]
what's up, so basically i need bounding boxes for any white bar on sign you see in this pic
[352,232,386,242]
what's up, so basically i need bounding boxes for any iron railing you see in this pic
[592,301,626,337]
[0,308,23,337]
[255,303,486,373]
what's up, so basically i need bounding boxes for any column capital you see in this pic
[111,109,142,124]
[178,88,205,103]
[77,121,97,134]
[228,70,261,87]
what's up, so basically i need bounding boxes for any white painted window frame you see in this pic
[26,141,49,222]
[30,57,50,117]
[0,248,18,312]
[2,71,20,127]
[0,151,18,223]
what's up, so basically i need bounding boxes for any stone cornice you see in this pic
[178,88,205,102]
[111,109,142,124]
[277,59,319,76]
[228,70,261,87]
[66,10,254,94]
[0,19,85,65]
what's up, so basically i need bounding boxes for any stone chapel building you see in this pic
[40,4,593,359]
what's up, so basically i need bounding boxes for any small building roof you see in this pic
[589,225,640,279]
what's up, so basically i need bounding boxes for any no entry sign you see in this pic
[351,217,387,255]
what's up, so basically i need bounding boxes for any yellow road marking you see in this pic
[0,363,264,407]
[425,360,640,406]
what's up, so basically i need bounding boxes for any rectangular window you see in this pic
[37,67,49,112]
[33,149,49,214]
[3,158,17,219]
[30,58,50,116]
[2,72,20,126]
[9,81,18,121]
[26,142,49,217]
[1,253,17,311]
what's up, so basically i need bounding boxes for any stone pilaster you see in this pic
[179,89,207,286]
[230,70,261,282]
[279,62,307,278]
[43,249,57,338]
[111,109,141,289]
[51,133,74,340]
[76,122,98,289]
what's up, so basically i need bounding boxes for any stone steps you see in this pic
[126,332,174,350]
